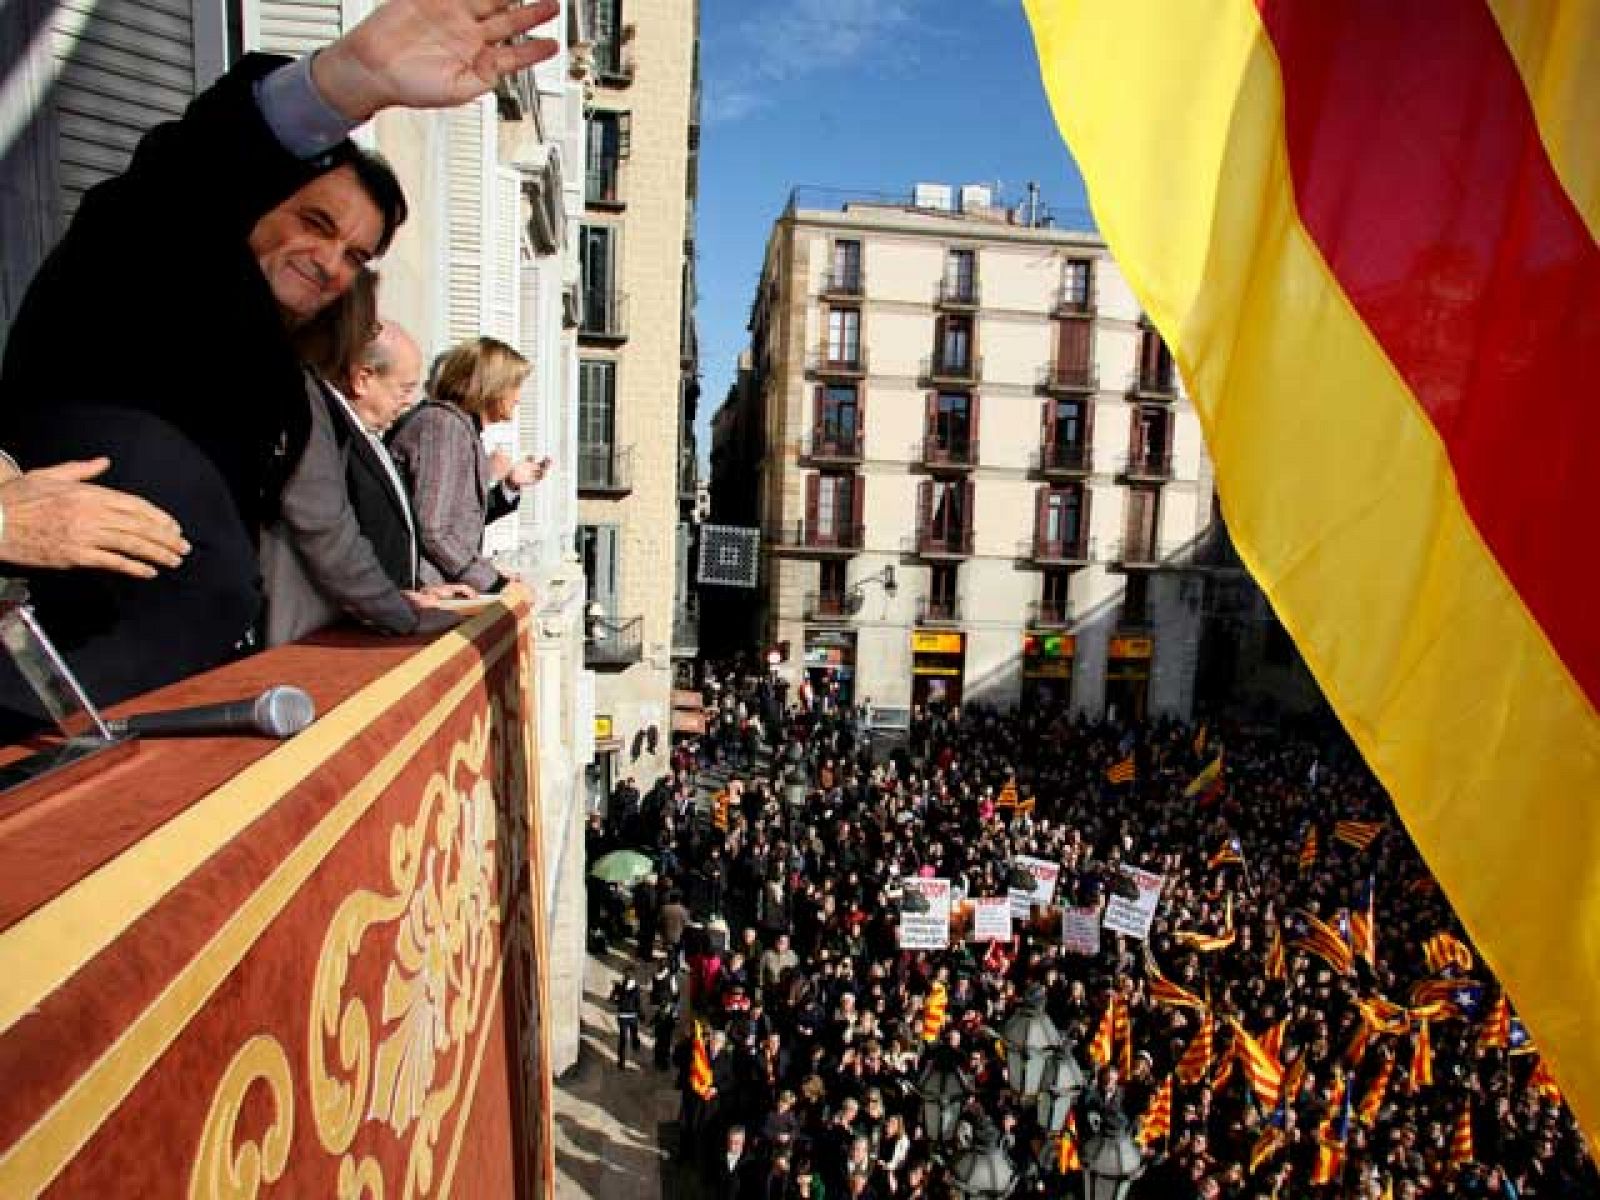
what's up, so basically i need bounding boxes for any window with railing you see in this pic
[1062,258,1093,310]
[1040,487,1085,554]
[579,224,623,337]
[943,248,977,304]
[815,383,860,456]
[1128,406,1171,475]
[936,315,973,375]
[1136,323,1177,392]
[585,110,628,207]
[826,308,861,367]
[927,564,959,620]
[586,0,629,80]
[827,239,862,294]
[1040,569,1072,623]
[578,361,620,489]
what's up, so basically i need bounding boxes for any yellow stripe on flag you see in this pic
[1023,0,1600,1144]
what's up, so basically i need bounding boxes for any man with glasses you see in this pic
[264,318,468,644]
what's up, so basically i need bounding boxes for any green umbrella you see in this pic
[590,849,654,885]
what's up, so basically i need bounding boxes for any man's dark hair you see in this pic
[343,144,407,255]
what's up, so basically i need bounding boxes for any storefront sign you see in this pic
[1108,636,1154,659]
[911,631,965,655]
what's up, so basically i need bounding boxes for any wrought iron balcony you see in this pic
[1027,600,1073,628]
[798,427,864,465]
[1021,533,1095,567]
[910,523,974,559]
[577,445,634,496]
[805,346,869,378]
[593,32,635,86]
[1033,441,1094,477]
[819,268,864,299]
[770,521,864,555]
[1037,361,1099,393]
[1117,452,1174,482]
[1051,282,1098,317]
[921,352,982,385]
[916,435,978,472]
[585,615,643,669]
[671,603,699,658]
[1127,368,1179,399]
[916,595,963,624]
[935,277,981,309]
[805,590,857,621]
[579,290,629,343]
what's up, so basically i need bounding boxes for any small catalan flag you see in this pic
[1332,819,1384,851]
[1105,754,1136,785]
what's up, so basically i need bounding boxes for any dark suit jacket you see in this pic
[387,402,518,591]
[0,55,370,706]
[329,396,418,591]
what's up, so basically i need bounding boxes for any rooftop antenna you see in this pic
[1025,181,1041,228]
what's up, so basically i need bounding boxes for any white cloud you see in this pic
[705,0,938,125]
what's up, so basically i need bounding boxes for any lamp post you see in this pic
[1036,1043,1086,1135]
[1080,1112,1143,1200]
[1000,987,1063,1099]
[916,1049,970,1146]
[950,1117,1018,1199]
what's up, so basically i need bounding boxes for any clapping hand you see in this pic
[313,0,561,123]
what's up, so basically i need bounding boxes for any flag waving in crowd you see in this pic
[1024,0,1600,1149]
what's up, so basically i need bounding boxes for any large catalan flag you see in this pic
[1293,909,1354,976]
[1176,1010,1215,1086]
[1135,1073,1173,1147]
[1229,1019,1285,1110]
[1359,1057,1394,1126]
[1423,932,1475,976]
[1146,955,1206,1010]
[921,982,948,1044]
[1023,0,1600,1144]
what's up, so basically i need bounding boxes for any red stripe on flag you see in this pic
[1257,0,1600,708]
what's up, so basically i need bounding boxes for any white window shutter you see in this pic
[50,0,201,221]
[444,96,493,346]
[487,166,522,344]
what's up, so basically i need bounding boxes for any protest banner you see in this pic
[1009,854,1061,918]
[899,877,953,950]
[1062,905,1103,956]
[970,896,1013,943]
[1102,865,1166,941]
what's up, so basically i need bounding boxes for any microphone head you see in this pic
[252,686,315,738]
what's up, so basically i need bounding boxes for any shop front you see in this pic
[1104,635,1153,722]
[1022,629,1075,709]
[911,630,966,711]
[804,628,858,709]
[587,714,623,813]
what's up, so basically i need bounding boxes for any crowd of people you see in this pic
[587,664,1596,1199]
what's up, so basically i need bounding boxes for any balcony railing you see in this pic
[921,353,982,384]
[1117,452,1174,481]
[1109,538,1164,568]
[770,521,864,554]
[910,523,974,558]
[1127,369,1179,399]
[798,427,864,464]
[577,445,634,495]
[917,435,978,471]
[1033,442,1094,476]
[1038,361,1099,392]
[593,33,635,86]
[805,590,856,620]
[935,277,981,308]
[1028,600,1073,627]
[579,290,629,342]
[1022,533,1095,566]
[1052,282,1097,316]
[916,595,963,624]
[819,268,864,298]
[586,615,644,668]
[585,159,623,208]
[806,346,869,378]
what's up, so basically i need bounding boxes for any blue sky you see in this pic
[694,0,1094,459]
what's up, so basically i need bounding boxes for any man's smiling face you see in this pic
[248,166,383,324]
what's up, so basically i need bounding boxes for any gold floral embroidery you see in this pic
[188,1035,294,1200]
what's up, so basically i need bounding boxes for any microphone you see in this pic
[108,686,316,740]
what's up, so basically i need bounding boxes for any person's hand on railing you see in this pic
[0,457,189,578]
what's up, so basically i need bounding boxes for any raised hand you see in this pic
[313,0,561,123]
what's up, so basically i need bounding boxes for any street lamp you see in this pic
[1000,987,1063,1098]
[1080,1113,1143,1200]
[916,1049,970,1145]
[950,1117,1018,1199]
[1036,1044,1086,1135]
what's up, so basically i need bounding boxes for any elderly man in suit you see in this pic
[263,315,469,645]
[0,0,560,714]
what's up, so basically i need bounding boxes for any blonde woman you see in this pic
[387,337,547,592]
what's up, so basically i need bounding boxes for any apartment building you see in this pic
[0,0,598,1070]
[714,185,1248,721]
[575,0,701,804]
